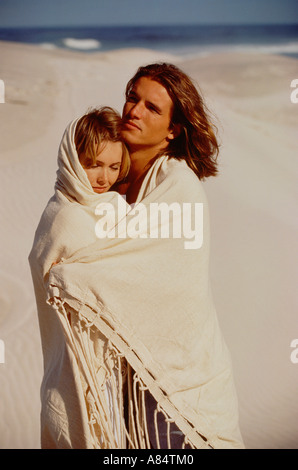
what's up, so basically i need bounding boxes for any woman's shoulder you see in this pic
[33,196,95,246]
[54,202,98,243]
[29,198,98,268]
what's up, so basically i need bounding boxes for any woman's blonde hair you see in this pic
[125,63,219,179]
[75,106,130,182]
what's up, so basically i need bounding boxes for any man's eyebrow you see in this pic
[127,90,162,114]
[127,90,138,98]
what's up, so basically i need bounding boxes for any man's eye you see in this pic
[127,95,137,103]
[148,105,160,114]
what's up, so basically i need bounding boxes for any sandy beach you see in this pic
[0,40,297,449]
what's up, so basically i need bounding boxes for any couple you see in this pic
[29,63,244,449]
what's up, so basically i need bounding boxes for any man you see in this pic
[113,63,244,449]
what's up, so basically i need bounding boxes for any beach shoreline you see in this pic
[0,40,297,449]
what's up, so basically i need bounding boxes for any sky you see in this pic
[0,0,297,28]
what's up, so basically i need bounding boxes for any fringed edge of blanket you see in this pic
[47,286,218,450]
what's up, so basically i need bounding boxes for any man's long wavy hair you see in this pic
[125,63,219,179]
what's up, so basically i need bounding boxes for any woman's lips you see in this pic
[93,186,108,193]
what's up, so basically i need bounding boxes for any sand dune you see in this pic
[0,41,297,449]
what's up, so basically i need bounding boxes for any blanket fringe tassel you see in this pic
[51,298,201,449]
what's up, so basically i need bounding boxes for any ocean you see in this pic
[0,23,298,58]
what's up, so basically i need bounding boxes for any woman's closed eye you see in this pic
[86,163,120,170]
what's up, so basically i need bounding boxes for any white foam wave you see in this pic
[62,37,101,50]
[39,42,58,50]
[172,41,298,60]
[242,42,298,55]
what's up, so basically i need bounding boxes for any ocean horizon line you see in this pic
[0,22,298,29]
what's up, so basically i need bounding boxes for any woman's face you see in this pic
[83,140,123,194]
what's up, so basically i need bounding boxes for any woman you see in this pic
[29,106,131,448]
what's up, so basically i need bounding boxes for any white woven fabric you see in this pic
[29,118,244,449]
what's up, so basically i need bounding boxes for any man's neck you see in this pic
[128,152,152,181]
[127,144,167,181]
[115,145,167,203]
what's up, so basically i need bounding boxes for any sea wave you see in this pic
[225,41,298,58]
[39,42,58,50]
[169,41,298,59]
[249,41,298,55]
[62,37,101,50]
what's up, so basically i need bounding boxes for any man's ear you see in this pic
[167,123,182,141]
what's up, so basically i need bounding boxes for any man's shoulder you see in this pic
[163,157,203,190]
[167,157,196,177]
[167,157,210,203]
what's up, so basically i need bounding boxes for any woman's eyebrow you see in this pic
[95,159,121,165]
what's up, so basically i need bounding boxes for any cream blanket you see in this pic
[29,118,244,449]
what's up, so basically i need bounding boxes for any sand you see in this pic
[0,40,297,449]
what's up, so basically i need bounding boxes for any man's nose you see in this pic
[128,101,143,119]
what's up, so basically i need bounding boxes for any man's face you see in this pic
[122,77,175,155]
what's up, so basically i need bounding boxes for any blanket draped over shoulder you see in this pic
[29,118,244,449]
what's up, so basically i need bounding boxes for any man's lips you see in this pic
[123,120,141,131]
